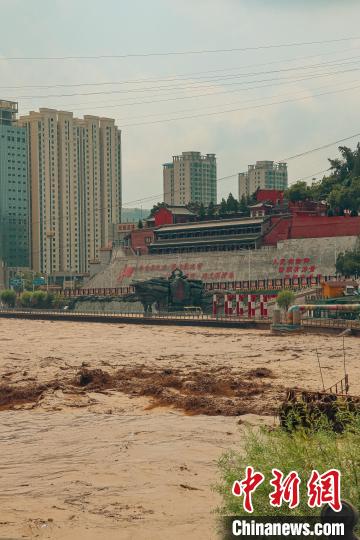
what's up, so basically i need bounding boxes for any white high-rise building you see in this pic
[239,161,288,199]
[19,109,122,274]
[163,151,217,206]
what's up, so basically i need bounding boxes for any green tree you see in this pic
[0,289,16,307]
[187,201,200,214]
[226,193,239,213]
[198,202,206,221]
[239,195,250,216]
[336,250,360,277]
[52,293,66,309]
[19,291,32,307]
[328,144,360,183]
[327,179,360,215]
[137,219,144,229]
[207,201,216,218]
[150,202,167,217]
[30,290,48,308]
[284,181,310,202]
[219,198,228,217]
[276,289,295,312]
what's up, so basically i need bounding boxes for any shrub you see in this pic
[44,293,55,308]
[0,289,16,307]
[30,290,48,308]
[51,293,66,309]
[276,289,295,312]
[19,291,32,307]
[216,414,360,519]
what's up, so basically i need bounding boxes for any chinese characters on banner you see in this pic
[273,257,316,279]
[117,262,236,283]
[116,257,317,283]
[232,467,341,513]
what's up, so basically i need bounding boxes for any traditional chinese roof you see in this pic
[156,216,266,232]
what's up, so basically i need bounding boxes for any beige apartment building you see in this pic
[163,151,217,207]
[19,109,121,274]
[238,161,288,199]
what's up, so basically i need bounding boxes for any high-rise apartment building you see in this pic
[19,109,122,274]
[238,161,288,199]
[0,100,30,268]
[163,151,217,206]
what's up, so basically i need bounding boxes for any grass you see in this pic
[216,412,360,518]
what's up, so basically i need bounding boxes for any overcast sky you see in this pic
[1,0,360,207]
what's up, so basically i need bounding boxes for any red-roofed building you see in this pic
[255,189,284,205]
[153,206,197,227]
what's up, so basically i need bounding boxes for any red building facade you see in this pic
[129,229,155,255]
[263,215,360,246]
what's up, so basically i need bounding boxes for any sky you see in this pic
[1,0,360,208]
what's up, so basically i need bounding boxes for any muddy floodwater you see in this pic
[0,319,359,539]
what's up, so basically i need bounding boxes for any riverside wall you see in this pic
[86,236,359,288]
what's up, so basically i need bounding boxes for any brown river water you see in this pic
[0,319,359,539]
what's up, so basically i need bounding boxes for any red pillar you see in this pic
[247,294,252,318]
[228,295,233,316]
[251,295,256,318]
[212,294,217,317]
[239,295,244,316]
[263,295,268,318]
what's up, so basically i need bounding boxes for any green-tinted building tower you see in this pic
[0,100,30,268]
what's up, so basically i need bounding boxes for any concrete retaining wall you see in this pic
[86,236,360,288]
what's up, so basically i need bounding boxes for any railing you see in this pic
[301,317,360,329]
[325,374,349,395]
[62,275,339,298]
[0,307,270,323]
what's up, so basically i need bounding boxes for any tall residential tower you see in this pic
[238,161,288,199]
[163,151,217,206]
[0,100,30,268]
[19,109,122,274]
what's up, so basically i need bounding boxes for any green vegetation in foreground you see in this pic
[216,413,360,519]
[0,290,66,309]
[0,289,16,307]
[276,289,295,312]
[336,249,360,278]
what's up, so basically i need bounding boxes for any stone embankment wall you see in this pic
[86,236,359,289]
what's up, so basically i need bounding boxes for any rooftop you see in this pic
[166,206,196,215]
[151,235,261,247]
[0,100,18,111]
[156,216,266,232]
[324,280,359,288]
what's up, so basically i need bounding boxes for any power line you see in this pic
[2,36,360,61]
[3,53,360,91]
[10,63,360,100]
[28,65,360,114]
[119,81,360,127]
[115,77,360,123]
[280,134,360,162]
[122,137,360,207]
[295,168,331,182]
[38,78,333,111]
[17,46,357,110]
